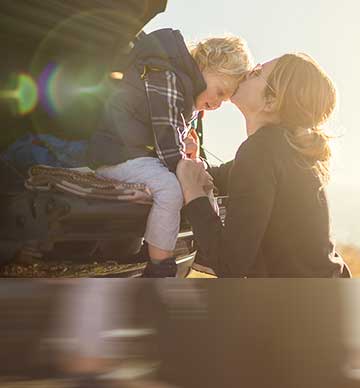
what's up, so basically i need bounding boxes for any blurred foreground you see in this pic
[0,280,360,388]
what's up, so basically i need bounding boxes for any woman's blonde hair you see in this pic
[266,53,337,185]
[190,35,253,82]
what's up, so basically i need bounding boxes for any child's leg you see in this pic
[143,166,183,260]
[97,158,183,263]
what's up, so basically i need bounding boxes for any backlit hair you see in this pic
[266,53,337,185]
[190,35,253,83]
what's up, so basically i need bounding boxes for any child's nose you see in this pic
[213,101,222,110]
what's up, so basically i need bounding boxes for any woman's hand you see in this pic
[176,159,214,205]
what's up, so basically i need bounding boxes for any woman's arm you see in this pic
[208,161,234,196]
[180,136,278,277]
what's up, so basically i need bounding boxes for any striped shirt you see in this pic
[144,68,196,173]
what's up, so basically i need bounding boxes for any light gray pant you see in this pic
[97,157,183,251]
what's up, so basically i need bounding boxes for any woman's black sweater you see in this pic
[184,126,344,277]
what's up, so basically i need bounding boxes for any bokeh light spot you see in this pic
[111,72,124,80]
[17,73,39,115]
[0,73,38,115]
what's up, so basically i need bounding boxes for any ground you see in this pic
[0,244,358,278]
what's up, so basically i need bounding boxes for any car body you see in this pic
[0,0,198,277]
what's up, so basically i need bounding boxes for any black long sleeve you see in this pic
[185,134,276,277]
[208,161,234,196]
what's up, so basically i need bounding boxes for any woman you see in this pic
[177,53,346,278]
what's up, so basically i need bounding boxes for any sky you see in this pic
[145,0,360,245]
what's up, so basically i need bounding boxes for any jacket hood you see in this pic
[132,28,207,98]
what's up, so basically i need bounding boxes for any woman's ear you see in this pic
[263,94,277,113]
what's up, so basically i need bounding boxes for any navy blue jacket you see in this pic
[87,29,206,172]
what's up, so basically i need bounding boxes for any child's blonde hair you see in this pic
[190,35,253,81]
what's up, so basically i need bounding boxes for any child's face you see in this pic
[195,70,236,111]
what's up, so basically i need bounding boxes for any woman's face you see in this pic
[230,59,278,116]
[195,70,236,111]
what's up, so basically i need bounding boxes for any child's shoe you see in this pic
[134,241,150,262]
[141,257,177,278]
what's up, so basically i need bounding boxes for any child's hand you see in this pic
[184,129,200,160]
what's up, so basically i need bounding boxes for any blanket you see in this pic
[25,165,152,203]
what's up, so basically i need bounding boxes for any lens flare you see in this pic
[0,73,38,115]
[37,62,109,117]
[17,74,39,115]
[38,63,64,116]
[76,83,106,96]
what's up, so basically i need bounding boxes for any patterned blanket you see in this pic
[25,165,152,203]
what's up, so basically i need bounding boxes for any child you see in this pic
[88,28,253,277]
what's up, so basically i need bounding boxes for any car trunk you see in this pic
[0,0,198,276]
[0,0,167,148]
